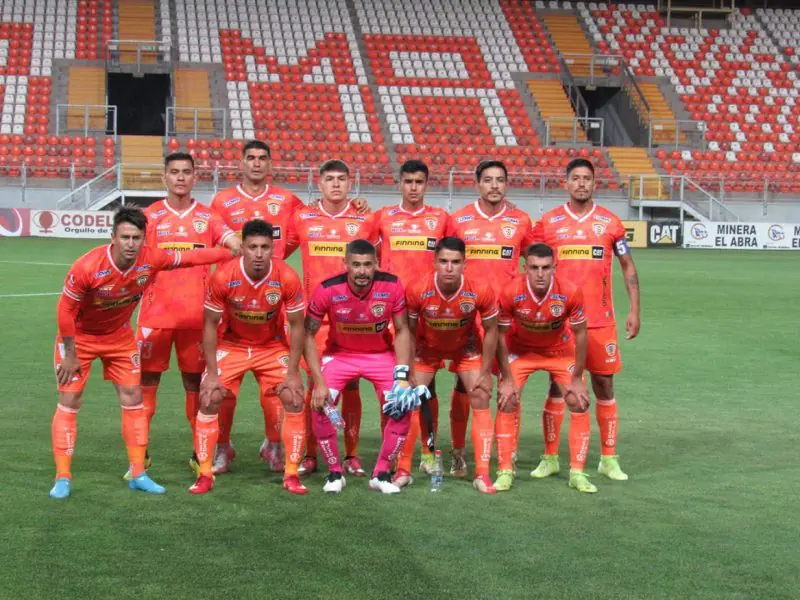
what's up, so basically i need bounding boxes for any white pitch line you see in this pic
[0,292,61,298]
[0,260,71,266]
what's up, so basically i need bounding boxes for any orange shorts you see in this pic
[208,341,290,397]
[586,324,622,375]
[508,349,575,389]
[415,346,481,374]
[136,326,204,374]
[54,329,140,393]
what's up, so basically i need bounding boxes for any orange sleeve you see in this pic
[290,193,305,211]
[57,262,90,338]
[498,285,513,327]
[365,214,380,246]
[478,282,499,320]
[282,265,305,313]
[210,192,223,214]
[568,287,586,325]
[531,219,545,244]
[283,213,300,258]
[444,214,457,237]
[203,268,227,313]
[520,215,537,252]
[405,281,421,318]
[211,212,235,247]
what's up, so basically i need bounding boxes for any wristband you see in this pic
[393,365,410,381]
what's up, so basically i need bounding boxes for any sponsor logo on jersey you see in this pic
[456,215,474,223]
[223,198,240,208]
[135,265,151,272]
[233,310,276,323]
[95,269,111,278]
[551,294,567,301]
[520,319,563,331]
[390,236,436,251]
[94,294,142,309]
[336,321,387,334]
[503,216,520,225]
[514,293,528,302]
[371,303,386,317]
[228,280,242,288]
[425,317,471,330]
[421,290,435,299]
[197,211,211,218]
[266,292,280,305]
[466,245,514,260]
[595,215,611,223]
[549,215,565,223]
[151,209,167,218]
[423,305,440,315]
[271,225,282,240]
[309,241,347,256]
[157,241,205,252]
[333,295,349,302]
[557,245,604,260]
[460,291,477,299]
[373,292,390,299]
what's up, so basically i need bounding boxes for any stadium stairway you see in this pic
[540,13,595,77]
[174,70,214,134]
[632,82,685,146]
[608,146,666,200]
[120,136,164,189]
[66,67,107,131]
[117,0,158,64]
[526,79,582,143]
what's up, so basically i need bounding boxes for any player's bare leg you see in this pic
[459,370,496,494]
[117,384,166,494]
[531,380,565,479]
[277,385,308,495]
[49,390,83,499]
[592,374,628,481]
[449,376,470,477]
[393,370,435,488]
[189,385,225,494]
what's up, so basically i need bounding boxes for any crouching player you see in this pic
[304,239,417,494]
[495,243,594,493]
[192,219,307,495]
[398,236,513,494]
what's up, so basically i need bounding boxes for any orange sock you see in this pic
[217,392,236,445]
[282,411,305,477]
[52,404,78,479]
[396,408,421,473]
[141,385,157,428]
[470,408,493,477]
[420,395,439,455]
[494,410,516,472]
[194,412,219,476]
[304,387,317,459]
[596,399,618,456]
[260,392,283,444]
[342,388,362,457]
[121,405,149,478]
[450,390,470,450]
[185,390,199,433]
[568,410,591,470]
[543,396,565,455]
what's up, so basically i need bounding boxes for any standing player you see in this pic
[191,219,307,495]
[285,159,379,477]
[398,237,513,494]
[495,243,595,493]
[534,158,641,481]
[446,160,535,477]
[135,152,239,479]
[304,240,414,494]
[374,159,450,474]
[50,208,235,499]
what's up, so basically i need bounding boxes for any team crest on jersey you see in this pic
[266,292,280,305]
[550,302,564,317]
[130,352,141,369]
[501,226,516,240]
[277,355,290,368]
[425,217,437,231]
[592,223,606,236]
[459,301,475,313]
[605,343,617,356]
[371,303,386,317]
[136,275,149,287]
[345,222,360,236]
[268,203,280,216]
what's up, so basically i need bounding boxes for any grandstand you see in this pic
[0,0,799,221]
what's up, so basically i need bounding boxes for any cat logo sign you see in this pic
[647,221,682,247]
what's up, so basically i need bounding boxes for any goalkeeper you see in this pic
[304,239,423,495]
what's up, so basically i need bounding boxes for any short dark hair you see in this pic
[346,239,376,257]
[526,243,555,259]
[113,207,148,233]
[399,159,429,181]
[434,236,466,256]
[242,140,271,158]
[320,159,350,177]
[164,152,194,169]
[566,158,595,178]
[475,159,508,181]
[242,218,274,242]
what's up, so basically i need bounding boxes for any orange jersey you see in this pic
[138,199,235,330]
[406,273,498,355]
[285,202,378,298]
[534,203,628,328]
[58,244,228,336]
[210,184,304,259]
[205,257,304,347]
[447,201,535,292]
[499,274,585,354]
[375,204,451,284]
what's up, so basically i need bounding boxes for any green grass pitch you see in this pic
[1,238,798,599]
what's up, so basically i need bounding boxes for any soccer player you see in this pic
[134,152,239,479]
[304,239,412,494]
[446,160,535,476]
[533,158,641,481]
[285,159,379,477]
[50,208,236,499]
[496,243,595,493]
[399,236,513,494]
[191,219,307,495]
[374,159,450,474]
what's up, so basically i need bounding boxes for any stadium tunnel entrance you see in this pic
[107,73,170,136]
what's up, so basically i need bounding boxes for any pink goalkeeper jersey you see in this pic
[307,271,406,354]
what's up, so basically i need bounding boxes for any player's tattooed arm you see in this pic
[303,315,329,410]
[618,253,641,340]
[304,315,322,335]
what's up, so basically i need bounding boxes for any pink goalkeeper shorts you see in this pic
[320,351,396,404]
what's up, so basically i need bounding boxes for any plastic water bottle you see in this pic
[324,403,345,432]
[430,450,444,492]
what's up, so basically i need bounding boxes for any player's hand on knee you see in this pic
[497,377,519,412]
[470,370,493,397]
[276,372,304,405]
[56,355,80,386]
[565,376,590,411]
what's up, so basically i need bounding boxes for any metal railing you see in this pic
[545,117,604,146]
[555,54,589,121]
[57,164,120,210]
[559,53,625,88]
[626,174,740,222]
[165,107,228,140]
[105,39,172,72]
[648,119,707,150]
[55,104,118,139]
